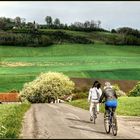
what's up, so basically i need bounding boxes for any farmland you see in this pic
[0,43,140,92]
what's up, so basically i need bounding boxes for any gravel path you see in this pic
[20,103,140,139]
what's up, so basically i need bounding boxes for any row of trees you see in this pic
[0,16,140,46]
[107,27,140,45]
[44,16,105,32]
[111,27,140,38]
[1,16,140,34]
[105,34,140,45]
[0,31,53,46]
[0,16,106,32]
[0,30,93,46]
[0,17,38,31]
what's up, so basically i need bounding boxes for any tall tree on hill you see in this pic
[90,20,96,29]
[0,17,16,30]
[15,16,21,28]
[45,16,52,28]
[54,18,61,28]
[97,20,101,28]
[0,17,6,30]
[74,22,84,28]
[84,21,90,28]
[117,27,140,38]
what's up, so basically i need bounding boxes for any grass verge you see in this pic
[0,103,31,138]
[68,96,140,116]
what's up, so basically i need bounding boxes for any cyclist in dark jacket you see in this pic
[99,82,118,116]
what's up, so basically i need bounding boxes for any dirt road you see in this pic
[20,103,140,139]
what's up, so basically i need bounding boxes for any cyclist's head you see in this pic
[92,80,99,88]
[105,82,111,87]
[104,82,112,89]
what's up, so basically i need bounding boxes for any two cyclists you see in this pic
[88,81,118,124]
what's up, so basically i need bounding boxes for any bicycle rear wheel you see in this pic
[104,115,111,134]
[112,116,117,136]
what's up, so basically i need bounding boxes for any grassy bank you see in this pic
[68,97,140,116]
[0,103,31,138]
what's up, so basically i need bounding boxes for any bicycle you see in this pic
[104,107,118,136]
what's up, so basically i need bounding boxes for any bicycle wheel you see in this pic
[104,114,111,133]
[112,116,117,136]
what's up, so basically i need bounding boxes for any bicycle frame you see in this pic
[104,107,117,136]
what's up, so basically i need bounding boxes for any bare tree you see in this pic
[45,16,52,27]
[15,16,21,28]
[54,18,61,28]
[97,20,101,28]
[84,20,90,28]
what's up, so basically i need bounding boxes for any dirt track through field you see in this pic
[20,103,140,139]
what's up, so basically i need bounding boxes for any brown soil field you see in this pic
[71,78,139,93]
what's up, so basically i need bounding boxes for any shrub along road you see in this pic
[20,103,140,139]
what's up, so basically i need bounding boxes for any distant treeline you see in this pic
[0,31,52,47]
[106,27,140,45]
[0,16,140,46]
[0,30,93,47]
[0,16,106,32]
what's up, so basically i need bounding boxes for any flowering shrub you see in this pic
[20,72,75,103]
[128,81,140,97]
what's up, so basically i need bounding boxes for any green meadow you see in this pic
[0,43,140,92]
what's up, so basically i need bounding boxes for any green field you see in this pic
[0,43,140,92]
[68,97,140,116]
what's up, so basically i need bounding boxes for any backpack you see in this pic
[95,88,100,100]
[90,88,100,100]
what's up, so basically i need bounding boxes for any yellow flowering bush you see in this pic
[20,72,75,103]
